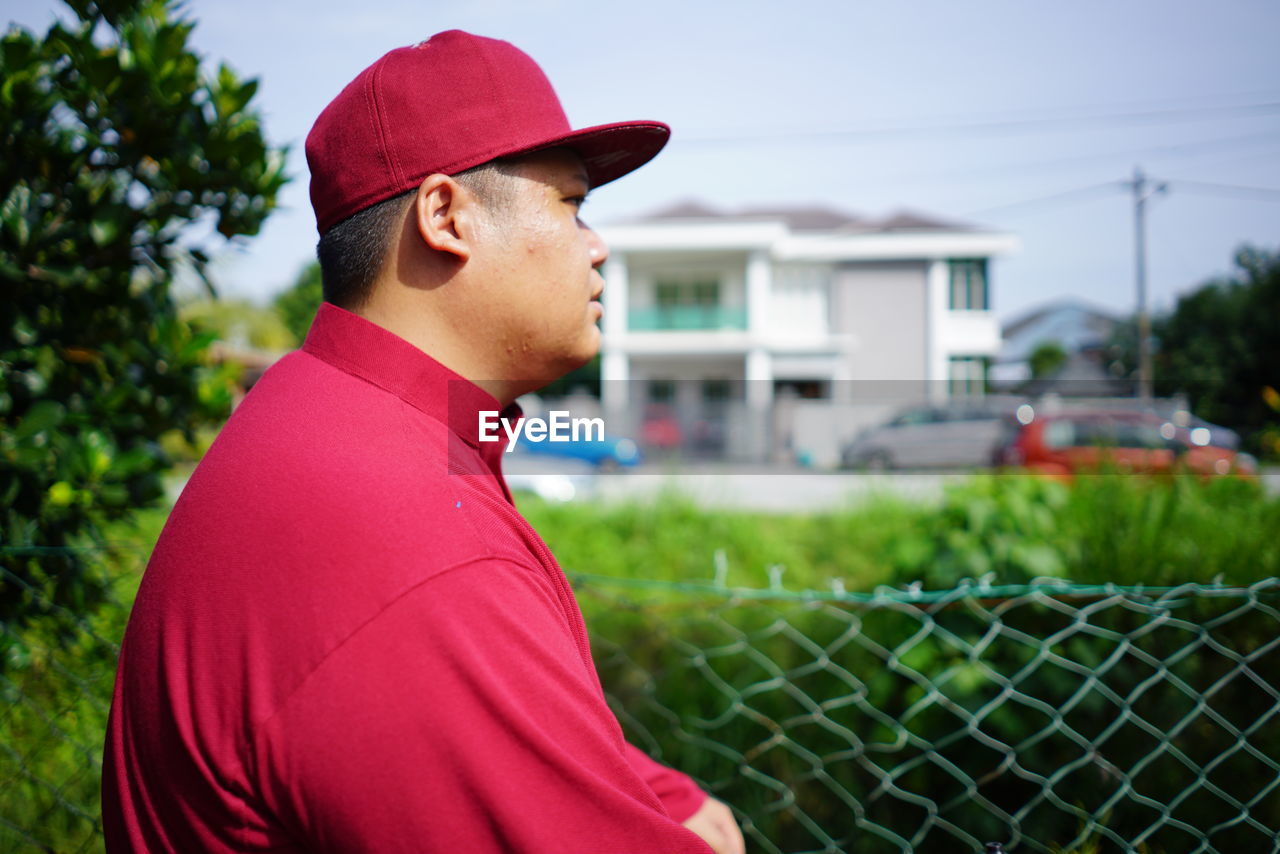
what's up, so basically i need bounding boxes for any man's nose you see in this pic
[582,222,609,270]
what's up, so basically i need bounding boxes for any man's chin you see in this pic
[566,331,601,370]
[559,346,599,377]
[516,345,600,395]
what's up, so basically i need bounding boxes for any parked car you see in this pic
[1177,414,1241,451]
[640,403,683,451]
[995,409,1256,477]
[515,432,642,471]
[840,403,1008,470]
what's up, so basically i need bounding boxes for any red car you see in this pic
[640,404,683,450]
[997,409,1257,478]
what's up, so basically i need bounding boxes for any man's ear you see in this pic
[413,174,473,262]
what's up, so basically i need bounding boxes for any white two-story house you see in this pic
[596,202,1018,463]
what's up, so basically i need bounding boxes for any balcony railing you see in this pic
[627,306,748,332]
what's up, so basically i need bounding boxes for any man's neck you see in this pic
[351,299,523,407]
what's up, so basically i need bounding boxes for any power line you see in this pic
[963,182,1125,219]
[962,172,1280,221]
[677,102,1280,147]
[867,130,1280,190]
[1152,139,1280,176]
[1163,179,1280,202]
[1093,130,1280,164]
[981,132,1280,180]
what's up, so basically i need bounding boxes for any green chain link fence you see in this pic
[579,573,1280,853]
[3,546,1278,853]
[1,542,151,854]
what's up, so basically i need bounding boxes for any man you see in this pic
[102,29,745,854]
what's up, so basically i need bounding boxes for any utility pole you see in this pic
[1129,166,1166,400]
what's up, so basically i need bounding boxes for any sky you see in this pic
[5,0,1279,322]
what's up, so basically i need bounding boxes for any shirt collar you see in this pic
[301,303,521,481]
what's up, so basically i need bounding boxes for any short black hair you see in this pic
[316,190,414,310]
[315,160,518,310]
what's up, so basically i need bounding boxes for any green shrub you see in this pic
[522,475,1280,850]
[6,476,1278,851]
[521,474,1280,591]
[0,509,162,853]
[583,581,1280,853]
[0,0,286,628]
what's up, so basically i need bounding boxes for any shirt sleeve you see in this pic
[251,557,713,854]
[623,743,709,823]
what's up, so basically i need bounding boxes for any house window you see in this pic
[774,379,828,400]
[949,259,988,310]
[701,379,733,403]
[647,379,676,403]
[948,356,987,397]
[630,277,744,331]
[655,279,720,309]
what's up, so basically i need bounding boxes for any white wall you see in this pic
[939,310,1001,357]
[833,262,929,382]
[769,262,831,340]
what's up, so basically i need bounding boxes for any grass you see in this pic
[0,508,164,854]
[4,475,1278,851]
[520,473,1280,592]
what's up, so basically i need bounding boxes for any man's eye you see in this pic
[566,195,587,209]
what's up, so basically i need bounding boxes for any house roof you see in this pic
[1000,300,1123,363]
[737,205,867,231]
[633,200,979,233]
[1019,351,1133,397]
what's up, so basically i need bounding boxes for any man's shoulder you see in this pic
[232,348,404,435]
[204,349,433,479]
[165,346,531,570]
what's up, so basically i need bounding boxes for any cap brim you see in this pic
[508,120,671,189]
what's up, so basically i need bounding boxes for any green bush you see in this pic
[0,0,286,628]
[522,475,1280,851]
[902,474,1278,588]
[272,261,323,346]
[522,474,1280,591]
[585,587,1280,852]
[0,509,162,853]
[522,487,932,591]
[5,475,1278,851]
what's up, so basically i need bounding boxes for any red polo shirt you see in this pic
[102,303,710,853]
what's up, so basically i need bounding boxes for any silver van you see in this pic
[840,403,1010,470]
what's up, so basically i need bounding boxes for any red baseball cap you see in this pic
[306,30,670,234]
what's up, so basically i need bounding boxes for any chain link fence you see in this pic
[1,544,147,854]
[581,574,1280,853]
[2,546,1278,853]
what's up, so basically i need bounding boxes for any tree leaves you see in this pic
[11,401,66,442]
[0,0,288,624]
[272,261,324,345]
[1153,246,1280,456]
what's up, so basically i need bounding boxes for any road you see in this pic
[504,458,1280,513]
